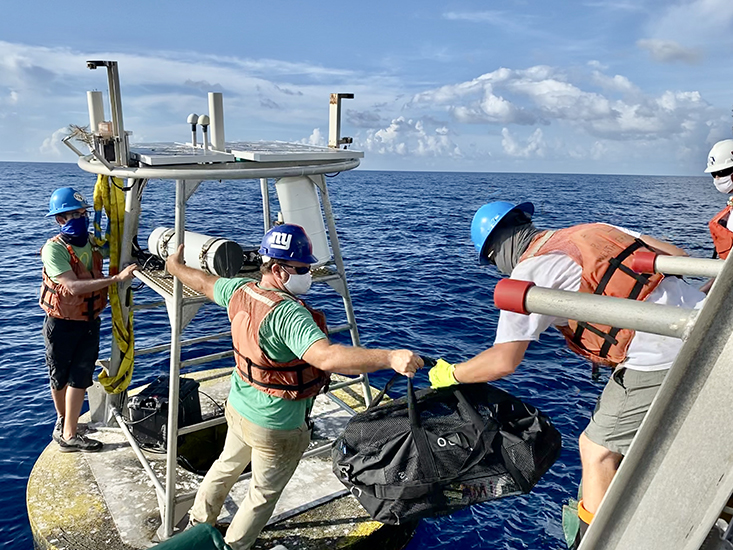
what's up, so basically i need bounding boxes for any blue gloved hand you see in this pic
[428,358,458,389]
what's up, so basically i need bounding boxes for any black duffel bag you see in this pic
[332,373,562,525]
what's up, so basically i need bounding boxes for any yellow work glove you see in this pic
[428,358,458,389]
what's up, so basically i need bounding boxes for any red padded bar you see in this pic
[631,251,658,274]
[494,279,535,315]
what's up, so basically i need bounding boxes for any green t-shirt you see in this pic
[214,277,327,430]
[41,239,95,282]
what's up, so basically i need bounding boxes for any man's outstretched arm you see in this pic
[303,339,423,378]
[165,244,219,302]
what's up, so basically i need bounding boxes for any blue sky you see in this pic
[1,0,732,175]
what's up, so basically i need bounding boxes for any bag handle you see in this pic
[365,372,402,411]
[367,360,493,488]
[407,376,440,481]
[364,367,441,484]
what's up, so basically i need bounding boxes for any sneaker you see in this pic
[52,417,64,444]
[58,434,103,453]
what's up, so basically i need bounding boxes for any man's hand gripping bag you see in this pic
[332,375,562,525]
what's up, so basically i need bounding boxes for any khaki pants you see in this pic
[190,401,311,550]
[584,367,668,455]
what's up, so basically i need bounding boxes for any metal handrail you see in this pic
[111,407,165,501]
[180,351,233,369]
[78,154,360,181]
[135,331,231,357]
[494,279,699,340]
[631,251,723,278]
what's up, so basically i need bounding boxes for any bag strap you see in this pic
[365,372,401,410]
[373,389,500,501]
[408,377,440,482]
[373,480,444,500]
[369,366,504,500]
[452,388,500,475]
[497,407,542,493]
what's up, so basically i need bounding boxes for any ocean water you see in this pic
[0,162,720,549]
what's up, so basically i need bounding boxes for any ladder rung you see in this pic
[181,350,233,369]
[327,323,352,335]
[178,415,227,436]
[135,331,232,357]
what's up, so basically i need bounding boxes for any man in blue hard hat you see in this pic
[40,187,137,452]
[428,201,705,549]
[166,223,423,550]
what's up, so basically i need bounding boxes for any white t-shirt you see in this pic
[494,227,706,371]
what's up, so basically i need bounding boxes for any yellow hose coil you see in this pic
[94,175,135,394]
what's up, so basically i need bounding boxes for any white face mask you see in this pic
[283,272,312,295]
[714,175,733,194]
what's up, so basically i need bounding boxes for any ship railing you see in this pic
[493,254,733,550]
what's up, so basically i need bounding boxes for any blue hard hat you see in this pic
[46,187,90,217]
[471,201,534,265]
[259,224,318,264]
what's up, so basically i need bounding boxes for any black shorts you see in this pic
[43,316,101,390]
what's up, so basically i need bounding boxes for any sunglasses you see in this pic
[712,166,733,179]
[65,211,88,220]
[485,248,496,265]
[277,263,311,275]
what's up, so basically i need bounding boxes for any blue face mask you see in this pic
[60,215,89,246]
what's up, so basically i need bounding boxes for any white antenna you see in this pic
[186,113,199,148]
[198,114,210,152]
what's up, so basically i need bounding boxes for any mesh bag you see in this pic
[332,374,562,525]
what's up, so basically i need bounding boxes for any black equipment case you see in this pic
[126,375,203,449]
[332,374,562,525]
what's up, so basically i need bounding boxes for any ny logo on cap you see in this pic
[271,233,292,250]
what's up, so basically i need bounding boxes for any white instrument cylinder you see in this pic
[275,176,331,266]
[87,91,105,134]
[208,92,225,151]
[148,227,244,277]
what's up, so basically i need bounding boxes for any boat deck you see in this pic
[27,369,414,550]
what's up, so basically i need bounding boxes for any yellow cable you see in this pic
[95,175,135,394]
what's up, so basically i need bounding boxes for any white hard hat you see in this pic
[704,139,733,173]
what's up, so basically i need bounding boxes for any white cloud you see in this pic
[0,40,404,132]
[0,38,726,174]
[590,141,607,160]
[361,116,462,158]
[636,39,702,64]
[40,127,68,158]
[450,90,538,125]
[443,11,511,25]
[405,65,717,142]
[587,60,609,71]
[441,10,551,41]
[301,128,325,146]
[591,71,638,94]
[646,0,733,43]
[501,128,546,158]
[583,1,645,12]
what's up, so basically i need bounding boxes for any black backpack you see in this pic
[332,375,562,525]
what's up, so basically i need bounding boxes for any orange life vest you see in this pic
[708,203,733,260]
[39,235,108,321]
[229,281,330,400]
[520,224,664,367]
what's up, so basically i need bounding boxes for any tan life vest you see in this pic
[708,203,733,260]
[229,281,330,400]
[39,235,108,321]
[520,224,664,367]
